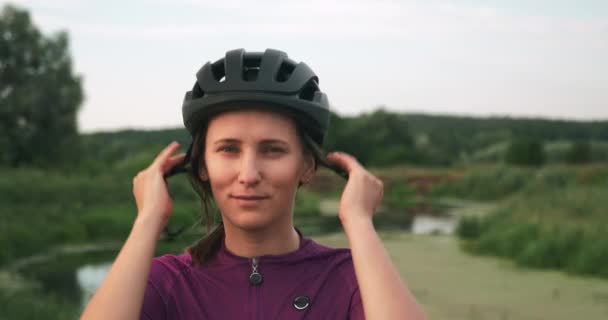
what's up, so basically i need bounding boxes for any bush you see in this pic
[294,189,321,218]
[384,182,416,210]
[524,165,577,193]
[474,223,540,257]
[431,165,530,201]
[568,227,608,278]
[0,283,78,320]
[505,137,545,166]
[458,184,608,279]
[515,227,582,269]
[456,215,481,239]
[566,141,591,164]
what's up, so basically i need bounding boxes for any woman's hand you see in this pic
[326,151,384,225]
[327,152,428,320]
[132,141,186,233]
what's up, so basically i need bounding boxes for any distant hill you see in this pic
[78,111,608,169]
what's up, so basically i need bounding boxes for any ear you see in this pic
[199,165,209,181]
[300,153,315,184]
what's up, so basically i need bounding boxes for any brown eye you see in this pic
[263,146,285,154]
[218,145,239,153]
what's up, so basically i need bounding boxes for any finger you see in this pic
[153,141,180,167]
[326,151,362,174]
[168,153,187,161]
[162,153,187,172]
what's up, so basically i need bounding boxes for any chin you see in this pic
[226,210,275,231]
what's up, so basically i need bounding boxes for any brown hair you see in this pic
[184,108,330,267]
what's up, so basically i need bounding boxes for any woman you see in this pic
[81,49,427,320]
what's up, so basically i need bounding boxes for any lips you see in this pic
[231,195,269,200]
[230,194,270,207]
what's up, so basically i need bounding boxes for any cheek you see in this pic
[204,155,232,190]
[267,157,304,188]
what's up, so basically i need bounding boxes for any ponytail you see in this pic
[187,221,224,267]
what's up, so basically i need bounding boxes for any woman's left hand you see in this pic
[326,152,384,225]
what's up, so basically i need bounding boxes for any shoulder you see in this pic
[306,237,352,259]
[303,237,358,283]
[142,253,193,319]
[148,252,193,290]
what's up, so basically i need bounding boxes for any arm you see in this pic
[80,142,185,320]
[344,216,426,320]
[327,152,427,320]
[80,216,162,320]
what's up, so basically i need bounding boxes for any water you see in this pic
[71,214,458,307]
[76,262,112,309]
[22,210,458,313]
[410,214,457,235]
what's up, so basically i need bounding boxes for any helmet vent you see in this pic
[192,83,205,99]
[276,61,295,83]
[298,78,319,101]
[243,56,261,82]
[211,60,226,83]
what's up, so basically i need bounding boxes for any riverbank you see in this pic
[317,231,608,320]
[5,230,607,320]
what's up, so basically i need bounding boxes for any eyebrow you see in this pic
[213,138,290,145]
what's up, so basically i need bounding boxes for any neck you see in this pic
[223,221,301,258]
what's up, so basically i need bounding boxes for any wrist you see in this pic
[133,212,166,237]
[340,213,374,233]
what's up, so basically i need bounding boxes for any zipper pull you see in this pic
[249,257,263,286]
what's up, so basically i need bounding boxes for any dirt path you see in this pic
[314,231,608,320]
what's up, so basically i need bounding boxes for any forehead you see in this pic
[205,109,299,141]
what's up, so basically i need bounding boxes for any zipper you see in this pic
[249,257,263,320]
[249,257,263,286]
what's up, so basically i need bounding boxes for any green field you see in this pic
[316,231,608,320]
[3,161,608,319]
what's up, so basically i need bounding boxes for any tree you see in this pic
[566,140,591,164]
[0,4,83,168]
[505,137,545,166]
[325,108,416,166]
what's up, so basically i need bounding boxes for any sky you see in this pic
[3,0,608,133]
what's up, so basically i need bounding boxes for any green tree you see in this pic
[325,108,416,166]
[505,137,545,166]
[566,140,591,164]
[0,4,83,168]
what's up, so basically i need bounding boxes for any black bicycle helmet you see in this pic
[182,48,331,146]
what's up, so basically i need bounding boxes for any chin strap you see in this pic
[164,141,193,179]
[161,140,195,241]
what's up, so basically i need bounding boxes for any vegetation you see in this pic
[320,232,608,320]
[3,3,608,318]
[505,137,546,166]
[431,165,530,201]
[566,140,592,164]
[0,4,83,168]
[450,164,608,279]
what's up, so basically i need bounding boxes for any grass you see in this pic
[315,231,608,320]
[4,230,608,320]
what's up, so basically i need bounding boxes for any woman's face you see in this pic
[202,109,315,232]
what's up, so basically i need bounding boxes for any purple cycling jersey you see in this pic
[140,229,365,319]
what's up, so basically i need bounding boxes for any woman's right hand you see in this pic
[132,141,187,233]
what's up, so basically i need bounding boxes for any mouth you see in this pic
[230,194,270,207]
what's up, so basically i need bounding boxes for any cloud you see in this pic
[10,0,608,41]
[7,0,608,128]
[20,0,607,47]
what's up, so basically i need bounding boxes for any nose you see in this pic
[238,150,261,186]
